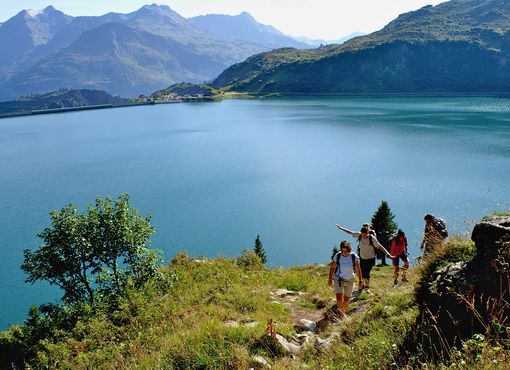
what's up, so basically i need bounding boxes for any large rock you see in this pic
[407,216,510,359]
[294,319,317,333]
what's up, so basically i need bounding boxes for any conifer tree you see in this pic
[254,234,267,264]
[331,244,339,260]
[371,200,398,251]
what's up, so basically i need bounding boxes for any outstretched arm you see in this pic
[336,224,354,235]
[373,238,394,258]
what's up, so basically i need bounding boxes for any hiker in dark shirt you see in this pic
[336,223,393,293]
[420,213,448,256]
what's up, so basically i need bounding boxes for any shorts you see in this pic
[360,257,376,280]
[392,253,409,268]
[334,277,354,297]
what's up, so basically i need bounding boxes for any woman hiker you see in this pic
[390,229,409,286]
[328,240,362,316]
[336,223,393,293]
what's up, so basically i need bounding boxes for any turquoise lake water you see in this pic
[1,97,510,329]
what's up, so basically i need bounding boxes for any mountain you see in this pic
[0,4,306,100]
[0,6,72,69]
[292,32,366,47]
[151,83,216,99]
[189,12,310,49]
[0,88,127,116]
[212,0,510,94]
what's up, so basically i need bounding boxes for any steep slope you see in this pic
[213,0,510,94]
[0,21,239,99]
[189,12,309,49]
[0,6,72,69]
[0,4,298,100]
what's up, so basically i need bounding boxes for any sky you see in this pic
[0,0,447,40]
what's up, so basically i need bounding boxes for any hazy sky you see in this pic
[0,0,446,39]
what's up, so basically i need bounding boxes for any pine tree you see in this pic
[254,234,267,264]
[371,201,398,250]
[331,244,339,260]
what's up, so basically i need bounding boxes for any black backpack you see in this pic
[334,252,356,279]
[434,218,448,238]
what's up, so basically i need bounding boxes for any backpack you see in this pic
[434,218,448,238]
[334,252,356,280]
[389,233,408,255]
[357,235,377,256]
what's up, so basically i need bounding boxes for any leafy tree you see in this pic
[371,200,398,250]
[254,234,267,264]
[21,194,160,308]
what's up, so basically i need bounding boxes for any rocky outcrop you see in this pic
[404,216,510,360]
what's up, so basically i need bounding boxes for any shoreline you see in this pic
[1,91,510,120]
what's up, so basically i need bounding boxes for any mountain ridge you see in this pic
[0,4,309,100]
[212,0,510,94]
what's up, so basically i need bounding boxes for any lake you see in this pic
[1,96,510,329]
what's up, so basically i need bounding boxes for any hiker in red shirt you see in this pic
[390,229,409,286]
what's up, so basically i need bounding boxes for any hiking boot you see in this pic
[402,277,409,283]
[393,279,398,287]
[364,287,371,294]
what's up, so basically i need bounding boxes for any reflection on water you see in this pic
[0,96,510,328]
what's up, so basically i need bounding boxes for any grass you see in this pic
[2,239,509,369]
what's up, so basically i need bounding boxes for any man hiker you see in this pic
[336,223,393,293]
[390,229,409,286]
[328,240,362,316]
[420,213,448,257]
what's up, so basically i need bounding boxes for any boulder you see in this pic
[251,354,271,369]
[315,333,340,352]
[294,319,317,333]
[274,289,302,298]
[224,320,239,328]
[257,333,304,357]
[406,216,510,360]
[243,321,259,328]
[275,334,303,355]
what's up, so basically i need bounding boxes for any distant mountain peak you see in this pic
[239,11,256,21]
[43,5,58,13]
[137,3,180,16]
[26,9,44,17]
[24,5,62,18]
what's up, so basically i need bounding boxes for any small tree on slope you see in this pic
[254,234,267,264]
[371,201,398,263]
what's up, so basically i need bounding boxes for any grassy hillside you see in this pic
[0,88,127,116]
[212,0,510,94]
[2,237,508,369]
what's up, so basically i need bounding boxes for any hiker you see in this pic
[419,213,448,256]
[369,228,389,266]
[328,240,362,316]
[336,223,393,293]
[390,229,409,286]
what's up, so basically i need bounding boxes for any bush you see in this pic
[236,249,264,271]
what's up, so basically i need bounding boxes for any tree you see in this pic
[331,244,339,260]
[254,234,267,264]
[371,200,398,250]
[21,194,160,308]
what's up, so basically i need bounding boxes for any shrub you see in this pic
[236,249,264,271]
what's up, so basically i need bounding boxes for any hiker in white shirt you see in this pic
[336,224,393,293]
[328,240,362,316]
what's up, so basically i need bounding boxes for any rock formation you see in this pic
[403,216,510,361]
